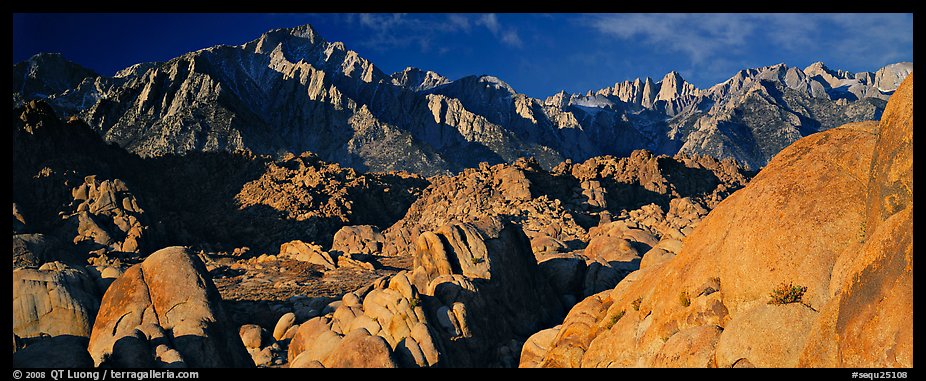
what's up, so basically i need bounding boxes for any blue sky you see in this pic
[12,13,913,99]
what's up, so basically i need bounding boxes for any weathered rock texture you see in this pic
[525,73,913,368]
[87,246,253,367]
[13,262,101,339]
[797,73,914,367]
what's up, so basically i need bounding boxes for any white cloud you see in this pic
[588,14,755,64]
[315,13,526,52]
[478,13,501,35]
[585,13,912,84]
[447,14,471,32]
[477,13,523,48]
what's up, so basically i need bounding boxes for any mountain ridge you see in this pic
[12,24,912,175]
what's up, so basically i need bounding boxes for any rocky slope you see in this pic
[522,73,913,368]
[12,101,428,262]
[12,94,756,368]
[14,25,911,175]
[12,53,98,106]
[244,144,752,367]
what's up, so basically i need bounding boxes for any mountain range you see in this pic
[12,24,912,175]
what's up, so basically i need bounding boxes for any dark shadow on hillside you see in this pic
[599,177,672,213]
[12,334,93,368]
[656,156,723,198]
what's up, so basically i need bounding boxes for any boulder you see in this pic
[239,324,266,350]
[321,328,398,368]
[66,176,148,256]
[289,354,325,368]
[331,225,385,255]
[13,262,100,338]
[715,303,817,367]
[273,312,296,341]
[13,202,27,233]
[250,347,273,367]
[87,246,253,367]
[412,219,565,341]
[336,254,377,271]
[585,231,640,263]
[287,317,340,364]
[530,234,569,257]
[279,240,336,270]
[639,246,676,270]
[650,324,722,367]
[519,326,561,368]
[535,291,611,368]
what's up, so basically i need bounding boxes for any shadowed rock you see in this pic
[88,246,253,367]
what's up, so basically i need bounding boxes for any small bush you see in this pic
[606,310,626,329]
[679,291,691,307]
[769,282,807,305]
[631,297,643,311]
[409,297,421,308]
[471,256,485,264]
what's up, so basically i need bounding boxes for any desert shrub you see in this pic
[679,291,691,307]
[768,282,807,305]
[631,297,643,311]
[606,310,626,329]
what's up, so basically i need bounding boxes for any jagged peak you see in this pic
[462,74,517,95]
[661,70,684,82]
[284,24,319,39]
[397,66,424,75]
[242,23,326,58]
[391,66,450,91]
[804,61,831,73]
[393,66,446,80]
[802,61,855,80]
[543,90,572,107]
[114,62,160,79]
[16,52,95,73]
[260,24,320,43]
[24,52,66,62]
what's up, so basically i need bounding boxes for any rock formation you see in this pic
[524,73,913,368]
[286,218,565,368]
[13,262,101,339]
[87,247,253,367]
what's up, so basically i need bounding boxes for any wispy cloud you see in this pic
[477,14,523,48]
[584,13,913,84]
[587,14,755,64]
[339,13,476,53]
[333,13,524,52]
[447,14,472,32]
